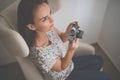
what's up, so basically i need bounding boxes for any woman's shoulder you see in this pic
[53,27,62,37]
[47,29,63,43]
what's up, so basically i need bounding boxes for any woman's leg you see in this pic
[66,55,111,80]
[66,70,111,80]
[73,55,104,71]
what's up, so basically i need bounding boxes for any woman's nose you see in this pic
[49,15,54,23]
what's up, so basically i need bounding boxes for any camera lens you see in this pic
[76,30,84,39]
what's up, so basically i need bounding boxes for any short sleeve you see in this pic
[29,47,57,73]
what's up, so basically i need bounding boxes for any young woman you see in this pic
[17,0,111,80]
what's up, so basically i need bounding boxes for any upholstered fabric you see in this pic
[16,57,44,80]
[48,0,61,13]
[1,0,20,31]
[74,42,95,56]
[0,15,29,57]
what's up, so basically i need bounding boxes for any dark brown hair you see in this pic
[17,0,48,49]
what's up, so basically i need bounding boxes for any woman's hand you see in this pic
[68,38,80,53]
[63,21,80,41]
[65,21,78,35]
[55,21,80,42]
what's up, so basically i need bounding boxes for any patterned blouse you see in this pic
[29,29,74,80]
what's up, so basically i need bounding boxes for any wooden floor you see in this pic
[92,43,120,80]
[0,43,120,80]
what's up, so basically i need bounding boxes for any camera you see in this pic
[68,23,84,43]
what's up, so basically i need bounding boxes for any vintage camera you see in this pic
[68,23,84,43]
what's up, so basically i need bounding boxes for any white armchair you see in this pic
[0,0,95,80]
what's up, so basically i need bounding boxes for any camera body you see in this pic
[68,23,84,43]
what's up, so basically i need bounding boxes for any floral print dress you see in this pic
[29,30,74,80]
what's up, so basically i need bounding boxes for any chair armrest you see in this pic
[74,42,95,56]
[0,28,29,57]
[16,57,44,80]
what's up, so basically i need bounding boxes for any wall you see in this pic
[53,0,108,44]
[98,0,120,71]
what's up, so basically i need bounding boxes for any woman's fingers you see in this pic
[66,21,78,33]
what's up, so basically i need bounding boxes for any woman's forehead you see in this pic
[34,3,50,18]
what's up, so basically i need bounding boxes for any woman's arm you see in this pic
[54,21,78,42]
[52,21,79,71]
[54,27,68,42]
[51,39,79,72]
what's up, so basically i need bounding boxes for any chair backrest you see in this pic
[0,0,29,57]
[0,0,44,80]
[0,0,61,80]
[0,14,29,57]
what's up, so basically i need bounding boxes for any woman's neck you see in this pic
[34,32,50,47]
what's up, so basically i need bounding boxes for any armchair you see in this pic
[0,0,95,80]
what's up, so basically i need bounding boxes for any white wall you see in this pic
[53,0,108,44]
[98,0,120,71]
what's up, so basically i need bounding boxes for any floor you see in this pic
[0,43,120,80]
[91,43,120,80]
[0,62,25,80]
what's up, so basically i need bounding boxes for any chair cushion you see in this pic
[1,0,20,30]
[0,15,29,57]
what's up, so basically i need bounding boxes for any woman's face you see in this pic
[29,3,54,33]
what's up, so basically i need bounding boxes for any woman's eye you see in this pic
[41,16,48,22]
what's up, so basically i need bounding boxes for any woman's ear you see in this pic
[27,24,36,31]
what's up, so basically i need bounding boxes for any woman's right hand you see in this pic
[65,21,78,35]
